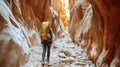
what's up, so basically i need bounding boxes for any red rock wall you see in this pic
[28,0,52,22]
[28,0,64,38]
[51,0,69,29]
[89,0,120,66]
[70,0,120,67]
[0,0,40,66]
[0,0,71,66]
[69,0,75,10]
[69,0,90,42]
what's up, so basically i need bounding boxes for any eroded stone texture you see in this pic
[69,0,120,66]
[89,0,120,66]
[0,0,67,66]
[51,0,69,29]
[29,0,65,38]
[0,0,40,66]
[28,0,52,22]
[69,0,75,10]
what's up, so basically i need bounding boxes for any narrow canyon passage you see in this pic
[0,0,120,67]
[21,35,95,67]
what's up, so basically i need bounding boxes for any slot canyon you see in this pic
[0,0,120,67]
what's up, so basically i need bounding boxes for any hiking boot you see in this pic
[41,61,45,65]
[46,61,52,66]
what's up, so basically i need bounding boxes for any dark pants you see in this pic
[42,44,51,62]
[41,40,52,62]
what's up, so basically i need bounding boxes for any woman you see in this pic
[40,22,53,65]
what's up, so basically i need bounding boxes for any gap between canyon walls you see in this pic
[0,0,120,67]
[28,0,70,38]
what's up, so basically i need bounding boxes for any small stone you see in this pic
[85,60,93,64]
[71,53,77,58]
[76,56,81,62]
[63,64,71,67]
[79,61,87,66]
[80,56,88,60]
[62,50,71,57]
[52,45,57,48]
[76,62,81,65]
[60,57,74,63]
[90,64,95,67]
[59,50,63,53]
[59,53,66,58]
[70,64,76,67]
[84,64,90,67]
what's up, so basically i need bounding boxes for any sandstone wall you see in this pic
[69,0,75,10]
[69,0,120,66]
[0,0,40,66]
[28,0,52,22]
[28,0,65,38]
[0,0,66,66]
[51,0,69,29]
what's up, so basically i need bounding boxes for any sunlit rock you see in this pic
[51,0,70,29]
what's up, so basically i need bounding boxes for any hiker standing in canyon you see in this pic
[40,21,53,65]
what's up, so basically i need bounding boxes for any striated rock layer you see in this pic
[29,0,66,38]
[89,0,120,66]
[69,0,120,67]
[0,0,40,66]
[51,0,70,29]
[0,0,66,66]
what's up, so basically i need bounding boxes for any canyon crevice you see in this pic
[0,0,120,67]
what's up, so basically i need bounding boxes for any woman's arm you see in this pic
[50,28,53,40]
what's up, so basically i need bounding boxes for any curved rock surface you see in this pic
[0,0,40,66]
[0,0,120,67]
[0,0,68,66]
[29,0,66,38]
[69,0,120,67]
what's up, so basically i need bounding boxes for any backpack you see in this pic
[40,22,51,40]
